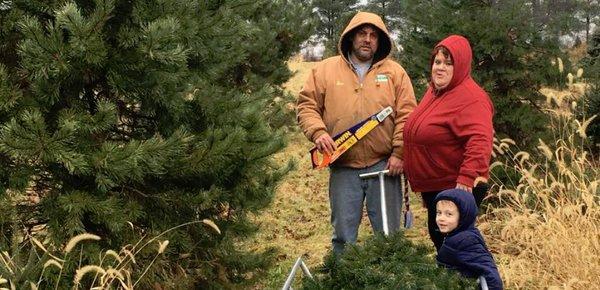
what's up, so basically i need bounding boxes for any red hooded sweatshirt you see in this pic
[403,35,494,193]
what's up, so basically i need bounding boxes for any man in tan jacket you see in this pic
[297,11,416,254]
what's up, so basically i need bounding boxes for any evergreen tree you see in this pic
[395,0,563,147]
[528,0,590,45]
[543,0,582,42]
[580,83,600,153]
[311,0,359,56]
[582,27,600,77]
[0,0,310,288]
[302,232,478,289]
[361,0,405,30]
[579,29,600,152]
[576,0,600,43]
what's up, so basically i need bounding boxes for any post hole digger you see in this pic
[359,170,413,234]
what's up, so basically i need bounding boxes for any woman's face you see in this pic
[431,50,454,90]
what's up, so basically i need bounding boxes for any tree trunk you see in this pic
[531,0,542,27]
[587,15,591,43]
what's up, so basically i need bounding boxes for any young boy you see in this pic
[435,189,503,290]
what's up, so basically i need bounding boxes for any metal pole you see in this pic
[359,169,389,178]
[479,276,489,290]
[359,170,390,236]
[378,171,389,235]
[282,257,313,290]
[282,257,302,290]
[300,260,313,279]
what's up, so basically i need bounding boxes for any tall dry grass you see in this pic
[0,219,220,289]
[481,89,599,289]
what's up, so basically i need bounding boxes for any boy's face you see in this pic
[436,200,460,233]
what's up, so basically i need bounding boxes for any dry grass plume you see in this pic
[482,94,599,289]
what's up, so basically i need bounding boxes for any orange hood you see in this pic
[338,12,393,65]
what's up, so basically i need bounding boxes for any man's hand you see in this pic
[455,183,472,193]
[315,133,337,155]
[385,156,403,176]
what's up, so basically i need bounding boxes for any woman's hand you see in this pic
[455,183,472,193]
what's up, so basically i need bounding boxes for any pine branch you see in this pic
[123,185,148,198]
[84,78,98,115]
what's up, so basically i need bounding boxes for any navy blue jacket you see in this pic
[435,189,503,290]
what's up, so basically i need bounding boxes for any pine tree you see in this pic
[0,0,310,288]
[361,0,405,31]
[576,0,600,43]
[311,0,359,56]
[580,83,600,152]
[527,0,591,45]
[582,27,600,76]
[395,0,564,148]
[541,0,583,42]
[580,29,600,152]
[302,232,478,289]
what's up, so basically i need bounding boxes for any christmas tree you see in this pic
[395,0,564,148]
[311,0,359,57]
[580,29,600,152]
[303,232,478,289]
[0,0,310,287]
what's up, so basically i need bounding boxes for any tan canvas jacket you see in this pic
[297,12,417,168]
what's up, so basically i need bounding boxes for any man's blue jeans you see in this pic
[329,159,402,254]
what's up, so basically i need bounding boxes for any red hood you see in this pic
[431,35,473,92]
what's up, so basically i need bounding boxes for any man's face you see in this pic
[436,200,460,234]
[351,25,379,62]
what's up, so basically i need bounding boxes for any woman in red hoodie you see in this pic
[403,35,494,251]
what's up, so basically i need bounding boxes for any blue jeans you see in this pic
[329,159,402,254]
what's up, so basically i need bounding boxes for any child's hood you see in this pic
[435,189,478,234]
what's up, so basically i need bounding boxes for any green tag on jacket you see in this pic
[376,74,388,82]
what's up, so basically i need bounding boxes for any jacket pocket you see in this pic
[424,146,445,172]
[410,144,448,180]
